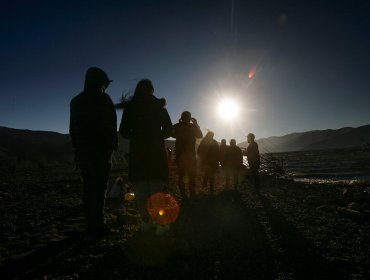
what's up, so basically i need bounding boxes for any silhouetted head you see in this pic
[221,139,226,146]
[180,111,191,122]
[247,133,255,143]
[133,79,154,98]
[230,139,236,146]
[204,131,214,141]
[84,67,112,91]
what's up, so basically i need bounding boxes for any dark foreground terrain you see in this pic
[0,164,370,280]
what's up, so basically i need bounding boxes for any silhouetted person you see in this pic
[224,139,243,189]
[70,67,117,235]
[219,139,227,166]
[197,131,219,192]
[219,139,228,187]
[167,148,172,162]
[172,111,203,199]
[119,79,172,233]
[246,133,260,193]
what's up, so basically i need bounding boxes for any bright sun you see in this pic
[217,99,239,121]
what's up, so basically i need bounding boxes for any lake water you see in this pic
[245,146,370,184]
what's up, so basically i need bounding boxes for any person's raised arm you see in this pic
[192,118,203,138]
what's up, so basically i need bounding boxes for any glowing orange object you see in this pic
[124,192,135,201]
[147,192,180,225]
[248,66,256,79]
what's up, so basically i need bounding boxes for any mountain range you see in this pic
[238,124,370,153]
[0,126,72,161]
[0,124,369,162]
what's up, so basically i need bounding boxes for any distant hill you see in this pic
[0,126,176,162]
[0,126,72,161]
[238,124,370,153]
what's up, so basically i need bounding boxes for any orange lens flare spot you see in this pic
[248,66,256,79]
[147,192,180,225]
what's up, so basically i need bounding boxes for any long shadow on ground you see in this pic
[80,190,276,279]
[4,189,351,279]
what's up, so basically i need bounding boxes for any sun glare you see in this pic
[218,99,239,121]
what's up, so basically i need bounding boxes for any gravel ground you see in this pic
[0,164,369,279]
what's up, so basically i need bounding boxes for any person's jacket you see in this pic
[70,89,117,161]
[219,144,228,167]
[226,145,243,169]
[198,139,219,169]
[119,94,172,181]
[172,121,203,160]
[246,141,260,169]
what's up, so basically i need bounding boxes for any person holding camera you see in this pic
[172,111,203,199]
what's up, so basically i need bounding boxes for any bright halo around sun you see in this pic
[217,99,239,121]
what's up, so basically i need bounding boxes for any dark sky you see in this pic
[1,0,370,142]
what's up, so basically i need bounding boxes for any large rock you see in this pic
[337,207,365,221]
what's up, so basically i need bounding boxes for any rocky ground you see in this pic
[0,163,370,279]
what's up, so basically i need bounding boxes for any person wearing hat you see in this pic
[172,111,203,199]
[70,67,117,235]
[246,133,260,193]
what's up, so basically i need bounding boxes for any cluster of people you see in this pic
[174,125,260,198]
[69,67,260,235]
[219,138,244,190]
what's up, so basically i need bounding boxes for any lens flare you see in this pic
[248,66,256,79]
[147,192,180,225]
